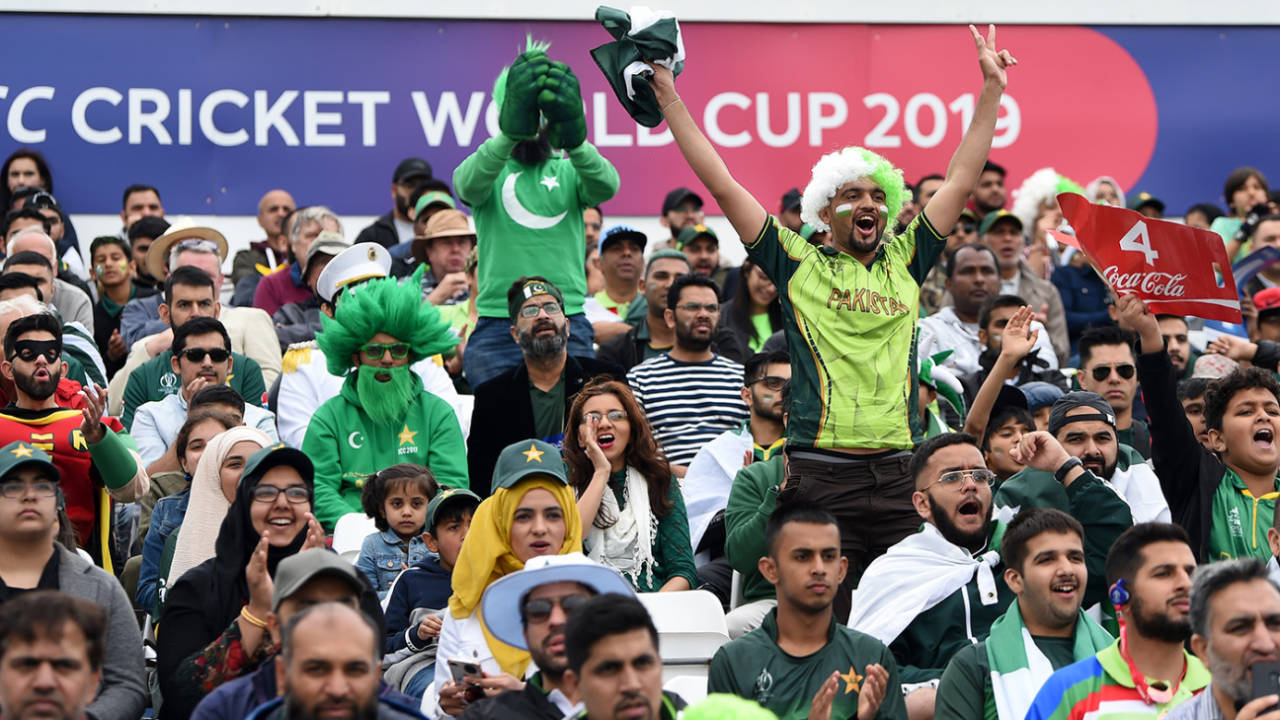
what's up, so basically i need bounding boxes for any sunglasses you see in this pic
[181,347,230,363]
[519,301,563,318]
[1090,364,1135,382]
[584,410,627,423]
[750,376,787,391]
[250,485,311,504]
[361,342,410,361]
[522,594,590,624]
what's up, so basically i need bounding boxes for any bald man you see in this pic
[6,228,95,333]
[232,190,297,287]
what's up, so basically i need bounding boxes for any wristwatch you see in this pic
[1054,457,1084,484]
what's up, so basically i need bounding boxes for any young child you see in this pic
[356,463,438,597]
[382,487,480,699]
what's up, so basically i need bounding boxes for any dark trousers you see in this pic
[781,449,918,623]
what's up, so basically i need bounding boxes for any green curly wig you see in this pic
[800,146,908,233]
[316,266,459,376]
[682,694,779,720]
[492,35,552,112]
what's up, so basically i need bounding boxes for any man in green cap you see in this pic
[455,39,620,388]
[677,224,737,300]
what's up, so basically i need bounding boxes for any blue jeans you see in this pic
[463,313,594,387]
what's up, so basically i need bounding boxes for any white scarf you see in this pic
[586,466,658,588]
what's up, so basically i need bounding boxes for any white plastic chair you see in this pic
[664,675,708,705]
[728,570,744,611]
[638,590,729,689]
[332,513,378,563]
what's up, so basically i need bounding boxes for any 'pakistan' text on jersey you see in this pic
[746,214,946,450]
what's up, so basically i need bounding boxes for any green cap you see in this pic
[676,224,718,249]
[1126,191,1165,214]
[645,248,690,275]
[0,441,59,482]
[426,487,482,532]
[414,191,456,218]
[978,209,1024,237]
[271,548,365,611]
[242,443,314,487]
[490,439,568,494]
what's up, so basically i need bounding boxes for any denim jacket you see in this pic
[136,487,190,613]
[355,528,429,598]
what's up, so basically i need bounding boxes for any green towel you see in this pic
[590,5,685,128]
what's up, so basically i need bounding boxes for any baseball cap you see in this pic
[241,443,314,488]
[490,439,568,494]
[507,278,565,324]
[393,157,432,184]
[425,487,482,533]
[25,191,61,212]
[1255,287,1280,314]
[413,191,455,219]
[598,225,647,256]
[780,188,802,213]
[1126,191,1165,214]
[661,187,703,215]
[271,548,365,611]
[676,224,719,249]
[1018,381,1065,412]
[645,248,690,275]
[0,441,60,483]
[316,243,392,305]
[481,553,635,650]
[978,209,1024,237]
[302,231,349,281]
[1047,391,1116,436]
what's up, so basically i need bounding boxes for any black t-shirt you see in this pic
[0,549,60,603]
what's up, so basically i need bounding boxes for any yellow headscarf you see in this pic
[447,476,583,677]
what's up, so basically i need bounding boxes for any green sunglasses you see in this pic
[361,342,411,361]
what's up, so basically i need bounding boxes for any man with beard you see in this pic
[675,225,737,301]
[1167,559,1280,720]
[627,274,748,476]
[455,41,619,387]
[302,269,467,530]
[1026,523,1209,720]
[710,502,901,720]
[0,312,147,565]
[849,431,1129,720]
[971,160,1008,224]
[597,250,710,372]
[657,187,705,250]
[995,391,1168,523]
[1157,314,1197,379]
[935,508,1114,720]
[457,554,635,719]
[249,602,420,720]
[254,206,343,318]
[467,277,621,497]
[355,157,433,250]
[1078,325,1151,458]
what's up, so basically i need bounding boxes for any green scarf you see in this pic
[985,598,1113,720]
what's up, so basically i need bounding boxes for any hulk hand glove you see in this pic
[499,50,549,140]
[538,61,587,149]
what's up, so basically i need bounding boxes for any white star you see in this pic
[539,176,560,191]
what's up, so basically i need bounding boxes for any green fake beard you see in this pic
[355,364,418,428]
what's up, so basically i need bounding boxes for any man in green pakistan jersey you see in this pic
[640,25,1019,622]
[934,507,1113,720]
[710,501,902,720]
[456,39,619,387]
[301,267,467,530]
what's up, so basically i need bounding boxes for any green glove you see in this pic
[538,61,587,149]
[500,51,549,140]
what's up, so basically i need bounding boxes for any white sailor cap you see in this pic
[316,242,391,304]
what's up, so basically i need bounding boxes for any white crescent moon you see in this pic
[348,432,363,449]
[502,172,567,230]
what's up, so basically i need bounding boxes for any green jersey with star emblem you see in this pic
[745,214,946,450]
[301,372,468,530]
[708,608,907,720]
[454,135,620,319]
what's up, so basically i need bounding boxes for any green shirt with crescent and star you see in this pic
[300,371,468,530]
[453,135,620,319]
[708,608,907,720]
[745,213,947,450]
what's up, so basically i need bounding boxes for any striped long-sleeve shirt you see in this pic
[1025,640,1209,720]
[626,353,747,466]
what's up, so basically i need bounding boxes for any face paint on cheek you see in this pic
[834,203,853,218]
[879,205,889,217]
[94,265,104,276]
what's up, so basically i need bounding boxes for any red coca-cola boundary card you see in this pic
[1056,192,1243,323]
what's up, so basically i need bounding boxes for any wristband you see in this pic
[240,606,268,628]
[1054,457,1084,484]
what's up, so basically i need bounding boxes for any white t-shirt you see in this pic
[395,217,415,244]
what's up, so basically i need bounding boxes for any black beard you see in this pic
[15,366,60,401]
[752,394,783,423]
[1081,453,1117,481]
[1128,590,1191,644]
[518,322,568,360]
[395,193,411,218]
[513,136,552,166]
[927,492,992,554]
[283,691,377,720]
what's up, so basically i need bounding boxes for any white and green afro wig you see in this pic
[316,266,459,376]
[1011,168,1086,231]
[801,146,908,233]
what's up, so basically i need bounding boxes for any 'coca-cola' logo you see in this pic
[1103,266,1188,297]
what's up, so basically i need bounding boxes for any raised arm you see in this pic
[648,65,768,244]
[963,305,1038,440]
[923,25,1017,234]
